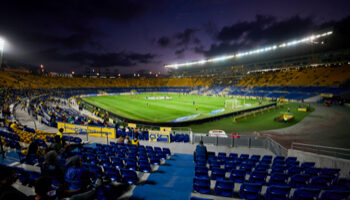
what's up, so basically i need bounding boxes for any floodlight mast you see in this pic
[0,38,4,68]
[164,31,333,69]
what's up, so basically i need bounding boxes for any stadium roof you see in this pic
[165,31,333,69]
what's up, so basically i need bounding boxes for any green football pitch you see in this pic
[82,93,269,123]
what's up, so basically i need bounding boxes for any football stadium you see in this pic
[1,1,350,200]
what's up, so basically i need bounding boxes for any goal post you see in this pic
[225,99,242,110]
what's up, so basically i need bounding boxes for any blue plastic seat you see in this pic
[304,167,321,176]
[319,190,350,200]
[239,154,249,161]
[240,163,254,174]
[214,179,234,197]
[121,169,138,184]
[150,155,160,165]
[269,173,289,186]
[320,168,340,177]
[225,161,237,172]
[310,175,334,190]
[184,134,190,142]
[291,188,320,200]
[249,171,267,184]
[211,167,226,180]
[287,166,303,176]
[125,159,137,171]
[300,162,315,169]
[190,197,213,200]
[218,152,226,159]
[163,148,171,156]
[229,153,238,160]
[286,157,297,164]
[209,162,220,170]
[230,169,246,183]
[103,166,122,182]
[110,157,124,169]
[262,155,273,161]
[239,182,263,200]
[332,178,350,190]
[273,156,285,162]
[193,177,211,194]
[290,174,311,188]
[254,164,270,172]
[265,185,291,200]
[271,164,287,174]
[195,167,209,178]
[251,155,261,162]
[138,161,151,173]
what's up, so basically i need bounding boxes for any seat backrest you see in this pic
[319,190,350,200]
[265,185,291,200]
[291,188,320,200]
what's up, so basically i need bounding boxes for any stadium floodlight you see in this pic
[0,38,4,52]
[0,38,4,67]
[164,30,333,69]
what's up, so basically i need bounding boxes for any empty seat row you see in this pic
[193,177,350,199]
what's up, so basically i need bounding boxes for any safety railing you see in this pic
[192,134,287,156]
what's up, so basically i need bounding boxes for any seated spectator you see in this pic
[116,135,124,143]
[65,156,90,195]
[194,140,208,161]
[0,165,28,200]
[48,135,64,153]
[124,135,131,145]
[23,141,41,164]
[41,151,65,188]
[56,128,63,139]
[131,137,139,147]
[31,176,55,200]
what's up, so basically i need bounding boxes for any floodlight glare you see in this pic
[0,38,4,52]
[165,30,333,69]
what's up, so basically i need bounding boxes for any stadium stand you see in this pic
[238,64,350,87]
[192,152,350,199]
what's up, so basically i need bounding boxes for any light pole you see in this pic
[0,38,4,68]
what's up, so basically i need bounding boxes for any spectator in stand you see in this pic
[124,135,131,145]
[64,156,90,195]
[31,176,55,200]
[41,150,65,188]
[0,165,28,200]
[48,135,64,153]
[56,128,63,139]
[116,135,124,143]
[131,136,139,147]
[25,141,39,162]
[194,140,208,162]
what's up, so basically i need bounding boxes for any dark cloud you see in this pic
[61,51,156,67]
[157,36,171,47]
[156,28,200,48]
[201,15,327,58]
[0,0,157,23]
[29,48,156,68]
[174,48,186,56]
[217,15,276,41]
[174,28,198,46]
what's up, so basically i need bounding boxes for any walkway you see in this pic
[130,153,195,200]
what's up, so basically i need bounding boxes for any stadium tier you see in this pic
[0,37,349,200]
[238,64,350,87]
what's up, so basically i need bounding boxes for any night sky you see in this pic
[1,0,350,74]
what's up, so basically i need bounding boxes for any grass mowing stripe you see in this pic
[83,93,267,122]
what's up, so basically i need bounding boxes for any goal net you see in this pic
[225,99,243,110]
